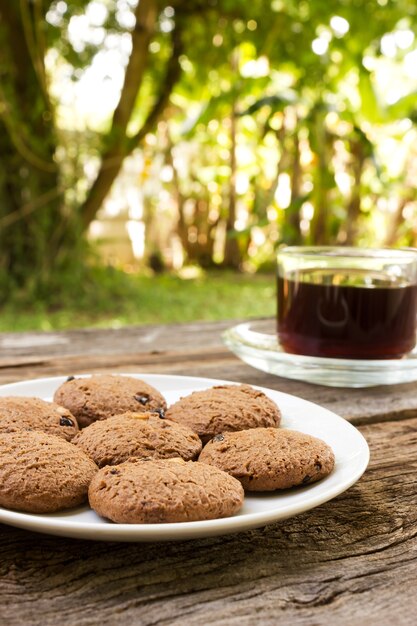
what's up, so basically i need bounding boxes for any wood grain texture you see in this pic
[0,417,416,626]
[0,319,416,426]
[0,320,416,625]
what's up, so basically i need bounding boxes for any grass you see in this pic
[0,269,276,332]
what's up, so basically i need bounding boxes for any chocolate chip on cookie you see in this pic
[0,396,79,441]
[53,374,167,428]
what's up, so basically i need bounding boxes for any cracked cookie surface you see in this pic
[198,427,335,491]
[0,396,78,441]
[0,430,97,513]
[89,458,244,523]
[74,412,202,467]
[166,384,281,443]
[53,374,167,428]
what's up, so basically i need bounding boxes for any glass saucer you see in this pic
[222,319,417,388]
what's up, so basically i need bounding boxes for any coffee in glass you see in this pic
[277,247,417,359]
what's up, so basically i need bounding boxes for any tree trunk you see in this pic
[309,107,333,245]
[80,1,183,231]
[0,1,70,294]
[80,0,158,229]
[262,116,303,247]
[385,197,412,246]
[222,51,241,269]
[344,139,365,245]
[284,126,302,244]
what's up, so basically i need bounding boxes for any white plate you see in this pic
[0,374,369,541]
[223,320,417,387]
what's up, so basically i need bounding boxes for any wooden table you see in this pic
[1,319,416,625]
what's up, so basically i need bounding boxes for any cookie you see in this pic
[0,431,98,513]
[73,412,202,467]
[166,384,281,443]
[198,428,335,491]
[89,458,244,523]
[0,396,79,441]
[53,374,167,428]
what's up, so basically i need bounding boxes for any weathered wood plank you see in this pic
[0,349,416,427]
[0,417,416,626]
[1,319,417,427]
[0,320,416,625]
[0,320,236,358]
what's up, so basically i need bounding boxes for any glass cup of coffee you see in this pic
[277,246,417,359]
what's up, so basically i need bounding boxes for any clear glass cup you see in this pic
[277,246,417,359]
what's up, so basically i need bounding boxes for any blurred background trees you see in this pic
[1,0,417,299]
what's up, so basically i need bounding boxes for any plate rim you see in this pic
[0,373,370,541]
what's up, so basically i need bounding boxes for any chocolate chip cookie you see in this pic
[198,427,335,491]
[0,396,78,441]
[73,411,202,467]
[0,431,98,513]
[53,374,167,428]
[166,384,281,443]
[89,458,244,523]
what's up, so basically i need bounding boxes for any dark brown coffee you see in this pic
[277,269,417,359]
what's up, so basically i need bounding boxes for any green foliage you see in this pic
[2,0,417,296]
[153,0,417,257]
[0,268,276,332]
